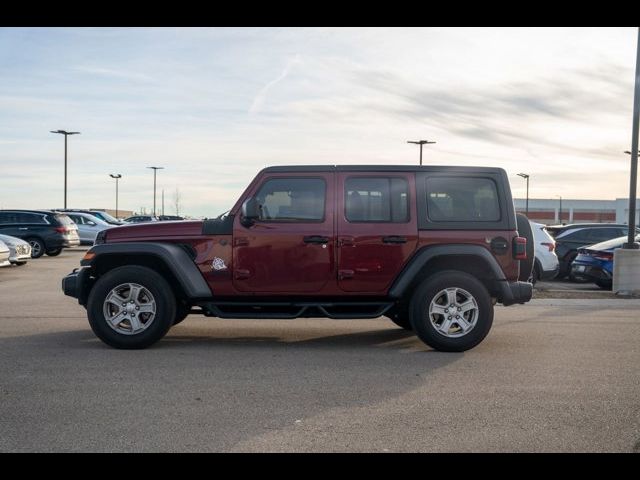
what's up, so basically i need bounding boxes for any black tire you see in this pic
[516,213,535,282]
[173,302,191,326]
[409,270,493,352]
[87,265,176,349]
[26,237,45,258]
[595,279,613,290]
[13,261,28,266]
[46,248,63,256]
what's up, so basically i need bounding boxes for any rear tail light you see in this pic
[593,252,614,261]
[513,236,527,260]
[541,242,555,252]
[54,227,68,233]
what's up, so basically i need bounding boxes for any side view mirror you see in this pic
[241,197,260,227]
[86,221,96,226]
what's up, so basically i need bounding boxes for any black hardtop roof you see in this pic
[261,165,507,174]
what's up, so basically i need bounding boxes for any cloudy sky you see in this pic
[0,27,638,217]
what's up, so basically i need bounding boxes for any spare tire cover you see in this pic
[516,213,535,282]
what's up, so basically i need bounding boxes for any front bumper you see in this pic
[499,280,533,306]
[62,267,91,305]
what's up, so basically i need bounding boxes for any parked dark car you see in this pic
[571,234,640,290]
[158,215,184,221]
[546,223,639,279]
[0,210,80,258]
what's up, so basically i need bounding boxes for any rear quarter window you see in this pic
[426,177,500,222]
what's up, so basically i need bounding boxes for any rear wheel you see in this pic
[409,270,493,352]
[26,237,45,258]
[595,279,612,290]
[87,266,176,349]
[46,248,62,256]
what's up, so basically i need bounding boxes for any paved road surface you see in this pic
[1,249,639,452]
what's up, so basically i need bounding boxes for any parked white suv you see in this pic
[530,221,560,283]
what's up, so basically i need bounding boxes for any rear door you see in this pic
[232,173,335,293]
[336,172,418,293]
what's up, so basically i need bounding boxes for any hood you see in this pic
[0,234,29,247]
[105,220,204,242]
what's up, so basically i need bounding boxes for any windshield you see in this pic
[92,211,121,223]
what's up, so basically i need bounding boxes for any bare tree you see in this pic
[173,188,183,216]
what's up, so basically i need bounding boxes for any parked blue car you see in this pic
[571,234,640,290]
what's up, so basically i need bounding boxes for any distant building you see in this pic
[514,198,640,225]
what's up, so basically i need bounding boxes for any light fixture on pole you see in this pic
[146,166,164,216]
[517,173,530,216]
[50,130,80,208]
[109,174,122,219]
[407,140,436,166]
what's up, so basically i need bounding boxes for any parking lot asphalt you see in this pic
[1,249,639,452]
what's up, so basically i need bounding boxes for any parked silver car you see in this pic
[63,212,112,245]
[0,234,31,265]
[0,239,10,267]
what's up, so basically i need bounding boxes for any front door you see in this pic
[337,172,418,293]
[232,173,335,293]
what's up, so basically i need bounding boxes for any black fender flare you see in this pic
[388,244,509,300]
[81,242,212,299]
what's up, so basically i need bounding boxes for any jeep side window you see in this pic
[255,178,325,222]
[426,177,500,222]
[345,177,408,222]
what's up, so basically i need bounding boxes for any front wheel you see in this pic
[409,271,493,352]
[46,248,63,256]
[87,266,176,349]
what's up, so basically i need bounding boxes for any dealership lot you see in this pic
[1,249,639,452]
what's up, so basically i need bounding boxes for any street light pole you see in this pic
[147,167,164,216]
[50,130,80,208]
[556,195,563,224]
[517,173,530,216]
[623,27,640,249]
[110,174,122,219]
[407,140,436,166]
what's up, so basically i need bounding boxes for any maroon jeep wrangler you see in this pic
[62,165,533,351]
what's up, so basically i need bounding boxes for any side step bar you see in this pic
[197,301,394,320]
